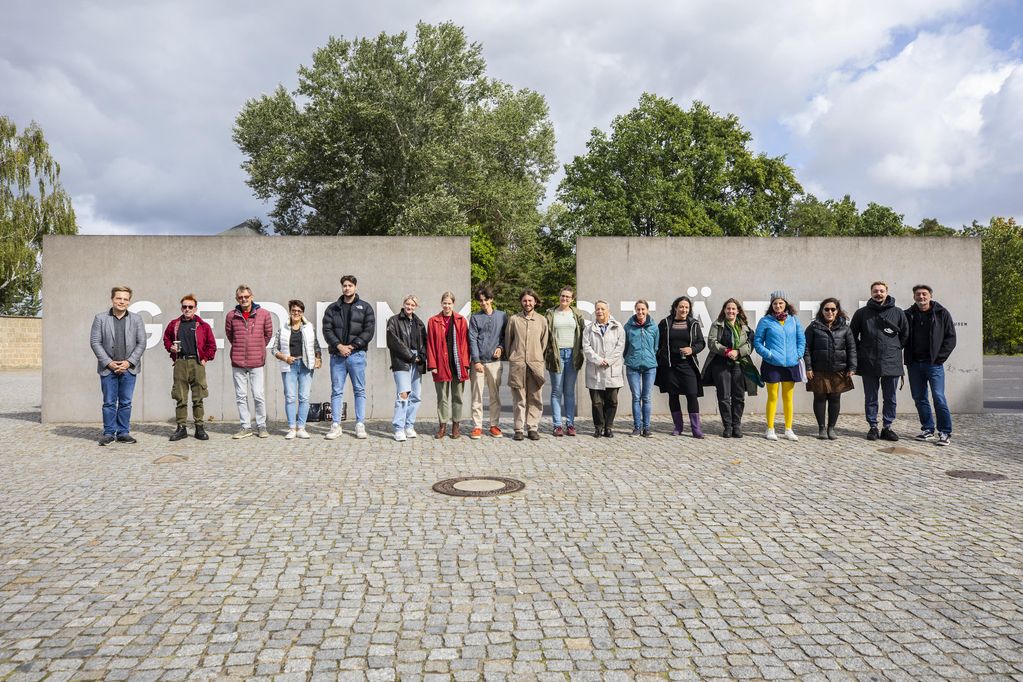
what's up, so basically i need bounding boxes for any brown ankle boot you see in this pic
[435,423,447,439]
[450,422,461,439]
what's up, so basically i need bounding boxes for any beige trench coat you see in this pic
[504,312,550,389]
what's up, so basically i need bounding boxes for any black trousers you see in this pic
[713,362,745,429]
[590,388,619,431]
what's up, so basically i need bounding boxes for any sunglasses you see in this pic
[823,307,837,312]
[181,304,195,310]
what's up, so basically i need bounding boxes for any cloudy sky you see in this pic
[3,0,1022,235]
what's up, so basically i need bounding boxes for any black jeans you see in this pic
[590,388,619,431]
[713,362,745,429]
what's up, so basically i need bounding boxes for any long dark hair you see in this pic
[716,297,749,326]
[815,297,848,323]
[669,296,693,320]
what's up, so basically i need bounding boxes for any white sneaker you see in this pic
[784,429,799,441]
[296,428,310,439]
[355,422,367,439]
[284,428,297,440]
[325,423,342,440]
[394,430,407,442]
[765,429,778,441]
[405,426,418,439]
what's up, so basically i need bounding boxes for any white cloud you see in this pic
[784,25,1021,223]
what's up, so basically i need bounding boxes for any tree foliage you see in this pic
[557,93,802,238]
[233,21,558,291]
[780,194,907,236]
[1,116,77,315]
[964,217,1023,353]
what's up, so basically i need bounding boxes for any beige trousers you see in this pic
[470,361,503,429]
[512,373,544,432]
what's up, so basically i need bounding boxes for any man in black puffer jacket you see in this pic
[904,284,956,446]
[322,275,375,440]
[850,281,909,442]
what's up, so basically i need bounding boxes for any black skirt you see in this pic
[657,360,702,396]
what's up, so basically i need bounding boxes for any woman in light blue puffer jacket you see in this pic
[754,291,805,442]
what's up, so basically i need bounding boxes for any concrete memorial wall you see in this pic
[42,235,470,423]
[575,236,983,417]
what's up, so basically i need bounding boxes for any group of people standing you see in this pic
[89,278,957,447]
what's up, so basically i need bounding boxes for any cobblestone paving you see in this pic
[1,370,1021,681]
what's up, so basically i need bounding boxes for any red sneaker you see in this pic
[553,426,564,437]
[470,428,483,440]
[566,425,577,437]
[489,425,503,438]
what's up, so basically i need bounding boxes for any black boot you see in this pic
[194,424,209,440]
[169,425,188,441]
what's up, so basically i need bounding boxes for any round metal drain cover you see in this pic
[946,470,1007,482]
[433,477,525,497]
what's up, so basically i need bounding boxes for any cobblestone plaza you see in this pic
[1,371,1021,680]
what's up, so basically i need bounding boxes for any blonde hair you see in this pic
[402,294,419,307]
[440,291,456,303]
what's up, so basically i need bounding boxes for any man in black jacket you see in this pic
[904,284,956,446]
[322,275,375,440]
[850,281,909,441]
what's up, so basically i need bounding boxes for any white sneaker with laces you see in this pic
[765,429,778,441]
[325,423,342,440]
[355,422,368,439]
[784,429,799,441]
[284,428,297,440]
[296,428,310,439]
[405,426,418,439]
[394,430,407,442]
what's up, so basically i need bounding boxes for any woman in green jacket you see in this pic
[701,298,757,438]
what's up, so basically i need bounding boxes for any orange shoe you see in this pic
[470,427,483,440]
[489,425,503,438]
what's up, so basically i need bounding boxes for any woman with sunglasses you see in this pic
[805,298,857,440]
[271,299,321,439]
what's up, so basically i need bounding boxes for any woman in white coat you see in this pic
[271,299,321,439]
[582,300,626,437]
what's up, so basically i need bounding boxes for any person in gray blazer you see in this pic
[90,285,147,445]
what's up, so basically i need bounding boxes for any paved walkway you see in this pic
[1,370,1021,681]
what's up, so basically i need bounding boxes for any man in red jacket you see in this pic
[225,285,274,439]
[163,293,217,441]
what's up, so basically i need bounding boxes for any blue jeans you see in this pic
[282,363,314,428]
[549,348,578,427]
[862,375,899,428]
[100,371,137,436]
[627,366,656,429]
[907,361,951,434]
[330,351,366,425]
[392,366,422,432]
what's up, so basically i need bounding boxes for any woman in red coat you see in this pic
[427,291,471,439]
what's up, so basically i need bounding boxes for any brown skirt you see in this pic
[806,370,854,394]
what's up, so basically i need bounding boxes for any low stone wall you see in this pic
[0,316,42,369]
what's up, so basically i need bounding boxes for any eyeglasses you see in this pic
[823,307,837,312]
[181,305,195,310]
[236,295,251,301]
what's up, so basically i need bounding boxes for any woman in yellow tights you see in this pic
[753,291,806,441]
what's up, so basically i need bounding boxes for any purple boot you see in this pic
[689,413,705,439]
[671,411,684,436]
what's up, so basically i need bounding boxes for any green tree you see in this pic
[910,217,956,236]
[781,194,907,236]
[557,93,802,238]
[965,217,1023,353]
[858,202,907,236]
[1,116,77,315]
[233,21,557,289]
